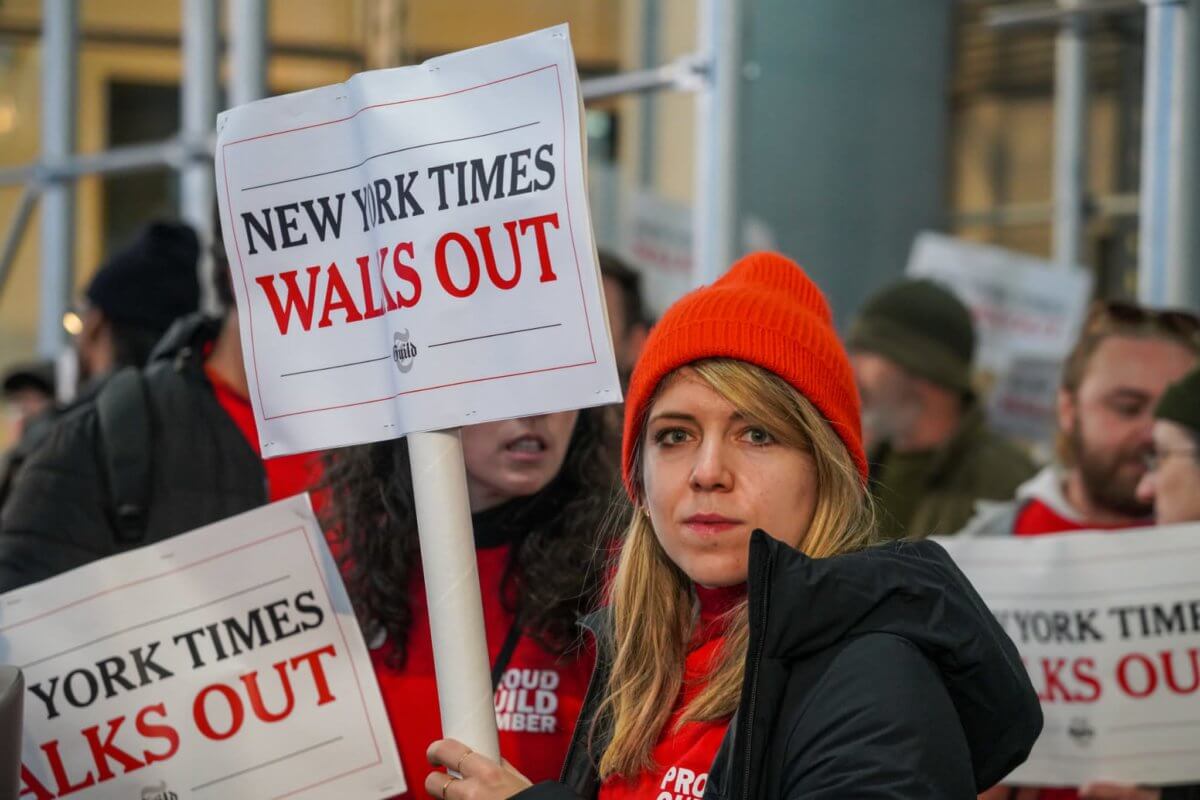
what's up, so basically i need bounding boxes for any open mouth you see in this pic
[505,434,548,456]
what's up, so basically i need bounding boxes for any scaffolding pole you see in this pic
[1053,0,1089,268]
[229,0,268,108]
[37,0,77,357]
[692,0,739,287]
[1138,0,1190,306]
[182,0,219,309]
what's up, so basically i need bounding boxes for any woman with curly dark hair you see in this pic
[323,406,617,798]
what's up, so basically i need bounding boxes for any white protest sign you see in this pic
[215,25,620,458]
[936,525,1200,786]
[0,495,403,800]
[907,232,1093,441]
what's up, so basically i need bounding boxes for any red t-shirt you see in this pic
[598,584,743,800]
[206,365,325,506]
[1013,498,1143,800]
[370,521,594,799]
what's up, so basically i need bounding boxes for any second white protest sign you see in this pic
[215,24,620,458]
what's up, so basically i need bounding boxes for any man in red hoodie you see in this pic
[968,302,1200,800]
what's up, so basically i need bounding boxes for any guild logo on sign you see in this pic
[141,781,179,800]
[393,329,418,374]
[1067,717,1095,747]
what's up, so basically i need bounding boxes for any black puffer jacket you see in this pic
[519,531,1043,799]
[0,314,266,591]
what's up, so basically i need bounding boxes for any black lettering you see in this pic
[96,656,137,699]
[300,194,345,242]
[533,143,555,190]
[508,148,533,196]
[28,676,60,719]
[469,155,506,204]
[373,178,398,222]
[428,163,455,210]
[172,628,209,669]
[130,641,175,684]
[294,590,325,631]
[274,203,308,249]
[393,171,424,218]
[63,668,100,709]
[265,598,302,641]
[241,209,276,255]
[223,609,270,656]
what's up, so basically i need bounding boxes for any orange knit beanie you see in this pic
[621,252,866,499]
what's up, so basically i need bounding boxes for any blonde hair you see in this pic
[596,359,877,778]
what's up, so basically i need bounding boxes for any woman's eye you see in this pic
[741,427,775,446]
[654,428,691,446]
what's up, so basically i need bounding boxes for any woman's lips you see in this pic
[503,434,548,463]
[682,513,742,535]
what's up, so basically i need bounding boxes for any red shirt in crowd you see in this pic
[1013,495,1144,800]
[206,364,325,506]
[369,509,594,799]
[598,584,742,800]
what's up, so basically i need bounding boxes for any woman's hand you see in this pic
[1079,784,1160,800]
[425,739,533,800]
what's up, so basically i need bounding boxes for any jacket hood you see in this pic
[147,312,224,364]
[750,530,1041,790]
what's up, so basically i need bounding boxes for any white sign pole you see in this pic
[408,429,501,760]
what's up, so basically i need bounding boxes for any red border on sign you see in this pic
[221,63,598,420]
[4,525,388,797]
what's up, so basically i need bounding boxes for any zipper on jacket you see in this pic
[739,542,773,800]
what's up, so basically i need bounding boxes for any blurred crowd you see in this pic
[1,216,1199,800]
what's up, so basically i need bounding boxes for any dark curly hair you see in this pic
[323,407,623,668]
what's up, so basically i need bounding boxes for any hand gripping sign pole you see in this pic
[408,429,501,761]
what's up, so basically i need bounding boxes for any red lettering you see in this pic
[317,263,364,328]
[1117,653,1158,698]
[1072,658,1103,703]
[1159,648,1200,695]
[390,242,422,308]
[81,716,144,781]
[255,266,321,335]
[241,660,297,723]
[374,248,399,312]
[435,232,480,298]
[193,683,245,740]
[1038,658,1072,702]
[40,738,95,797]
[355,254,387,319]
[290,644,338,705]
[135,703,180,765]
[18,765,55,800]
[518,213,560,283]
[476,223,522,290]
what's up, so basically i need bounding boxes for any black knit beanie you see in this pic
[85,220,201,333]
[847,278,976,394]
[1155,366,1200,433]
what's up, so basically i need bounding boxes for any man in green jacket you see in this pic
[848,279,1035,539]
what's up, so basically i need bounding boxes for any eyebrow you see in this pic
[646,410,747,425]
[1104,388,1152,403]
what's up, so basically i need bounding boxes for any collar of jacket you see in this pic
[735,530,1040,796]
[869,398,987,487]
[147,311,225,371]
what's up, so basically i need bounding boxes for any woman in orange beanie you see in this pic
[423,252,1042,799]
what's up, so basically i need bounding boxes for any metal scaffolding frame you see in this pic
[1,1,738,360]
[989,0,1198,308]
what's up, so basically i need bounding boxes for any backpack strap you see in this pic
[95,367,152,545]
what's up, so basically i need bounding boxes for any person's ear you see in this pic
[1056,387,1077,435]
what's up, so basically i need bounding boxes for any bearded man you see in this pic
[962,301,1200,538]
